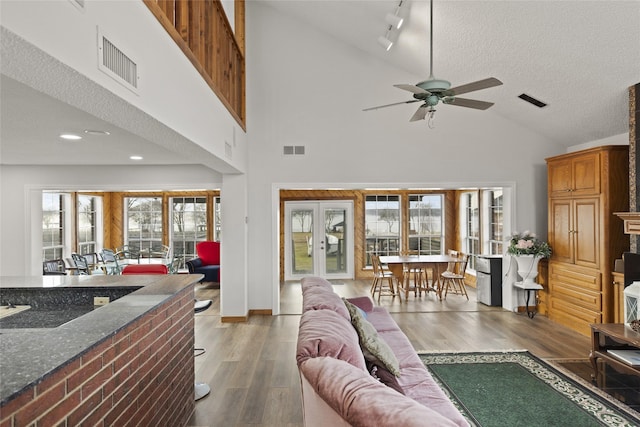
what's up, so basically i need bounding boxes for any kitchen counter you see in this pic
[0,274,203,404]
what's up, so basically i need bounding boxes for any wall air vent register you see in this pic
[97,27,139,94]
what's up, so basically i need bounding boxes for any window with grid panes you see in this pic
[42,192,66,261]
[171,197,208,270]
[214,196,222,242]
[462,192,480,270]
[486,189,503,255]
[365,195,400,266]
[77,195,101,256]
[408,194,443,254]
[124,197,163,254]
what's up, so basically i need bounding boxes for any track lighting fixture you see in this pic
[377,1,404,51]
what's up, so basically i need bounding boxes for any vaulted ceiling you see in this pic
[1,1,639,166]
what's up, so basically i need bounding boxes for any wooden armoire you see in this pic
[546,145,629,336]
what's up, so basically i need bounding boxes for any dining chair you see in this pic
[100,248,122,274]
[441,253,469,299]
[42,259,67,275]
[71,253,91,275]
[371,255,399,302]
[115,245,140,264]
[400,251,430,296]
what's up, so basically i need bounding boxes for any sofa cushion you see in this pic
[345,296,374,313]
[343,299,400,377]
[296,310,366,370]
[366,360,404,395]
[302,282,350,320]
[300,357,460,427]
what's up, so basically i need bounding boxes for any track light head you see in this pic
[377,35,393,51]
[385,13,404,30]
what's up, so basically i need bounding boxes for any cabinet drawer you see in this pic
[550,296,601,322]
[549,262,601,292]
[549,279,601,310]
[548,302,600,337]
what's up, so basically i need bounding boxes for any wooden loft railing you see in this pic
[144,0,246,130]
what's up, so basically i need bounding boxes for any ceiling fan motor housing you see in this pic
[416,78,451,93]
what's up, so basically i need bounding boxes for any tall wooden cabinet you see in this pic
[546,146,629,336]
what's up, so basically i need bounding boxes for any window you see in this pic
[213,196,222,242]
[462,192,480,270]
[124,197,163,254]
[170,197,208,269]
[408,194,443,254]
[485,189,503,255]
[42,192,66,261]
[77,195,102,255]
[365,195,400,265]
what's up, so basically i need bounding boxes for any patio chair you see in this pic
[43,259,67,275]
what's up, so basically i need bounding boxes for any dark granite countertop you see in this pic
[0,274,203,404]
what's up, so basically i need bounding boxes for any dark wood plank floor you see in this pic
[188,279,592,427]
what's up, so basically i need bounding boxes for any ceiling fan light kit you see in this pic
[365,0,502,123]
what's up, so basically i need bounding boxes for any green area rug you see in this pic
[419,351,640,427]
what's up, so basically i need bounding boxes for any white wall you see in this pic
[245,2,563,312]
[0,165,222,276]
[0,0,247,173]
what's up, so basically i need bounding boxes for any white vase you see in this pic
[514,254,540,285]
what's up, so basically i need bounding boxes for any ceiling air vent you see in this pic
[283,146,305,156]
[518,93,547,108]
[98,28,138,94]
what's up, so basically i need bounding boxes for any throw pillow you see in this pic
[343,298,401,377]
[366,360,405,395]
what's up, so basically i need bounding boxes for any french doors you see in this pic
[284,201,353,280]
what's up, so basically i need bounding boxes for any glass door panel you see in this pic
[290,207,314,276]
[285,201,353,280]
[323,208,347,275]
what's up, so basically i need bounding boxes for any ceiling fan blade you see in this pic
[445,77,503,96]
[446,97,495,110]
[409,105,428,122]
[363,99,420,112]
[394,84,430,95]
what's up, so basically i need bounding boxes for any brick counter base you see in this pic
[0,286,195,426]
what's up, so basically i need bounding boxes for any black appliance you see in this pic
[476,255,503,306]
[624,251,640,287]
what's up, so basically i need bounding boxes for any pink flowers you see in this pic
[507,230,551,258]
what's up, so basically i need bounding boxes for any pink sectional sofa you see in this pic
[296,276,469,427]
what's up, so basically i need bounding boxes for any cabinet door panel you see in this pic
[548,159,572,197]
[572,153,600,195]
[574,198,599,268]
[549,200,572,263]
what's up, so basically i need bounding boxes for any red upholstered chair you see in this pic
[186,241,221,283]
[196,241,220,265]
[121,264,169,275]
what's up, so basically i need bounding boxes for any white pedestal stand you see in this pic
[514,281,543,318]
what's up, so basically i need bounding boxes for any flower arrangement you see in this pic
[507,231,552,258]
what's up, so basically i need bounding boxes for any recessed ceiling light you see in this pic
[59,133,82,140]
[130,155,143,161]
[84,129,111,136]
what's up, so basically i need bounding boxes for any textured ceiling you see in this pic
[260,0,640,147]
[1,1,639,168]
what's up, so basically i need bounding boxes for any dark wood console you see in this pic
[590,323,640,381]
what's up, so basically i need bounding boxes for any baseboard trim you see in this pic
[221,315,248,323]
[220,309,273,323]
[249,309,272,316]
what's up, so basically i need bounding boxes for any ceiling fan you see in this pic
[363,0,503,122]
